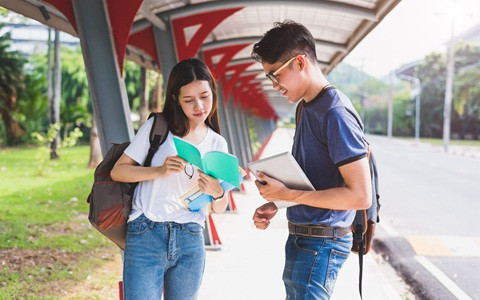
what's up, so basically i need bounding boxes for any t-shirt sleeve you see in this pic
[324,106,367,166]
[124,118,154,165]
[218,136,229,153]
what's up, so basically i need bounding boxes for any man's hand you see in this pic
[252,202,278,230]
[254,172,289,202]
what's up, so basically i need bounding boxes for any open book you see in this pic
[173,136,240,188]
[173,136,244,211]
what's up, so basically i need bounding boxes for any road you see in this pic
[367,135,480,300]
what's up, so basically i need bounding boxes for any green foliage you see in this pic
[415,52,446,138]
[247,115,262,155]
[0,24,29,145]
[328,63,403,134]
[392,90,415,137]
[413,42,480,139]
[454,67,480,115]
[330,43,480,140]
[0,26,27,97]
[31,124,83,176]
[364,106,388,135]
[124,60,141,110]
[0,8,28,23]
[15,72,49,140]
[27,46,92,143]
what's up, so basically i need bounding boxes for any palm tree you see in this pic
[0,24,27,144]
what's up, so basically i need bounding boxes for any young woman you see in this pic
[111,58,229,299]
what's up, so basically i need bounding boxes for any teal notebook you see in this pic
[173,136,240,189]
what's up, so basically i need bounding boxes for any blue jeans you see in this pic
[123,214,206,300]
[283,233,352,300]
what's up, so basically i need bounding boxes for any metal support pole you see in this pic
[233,102,248,169]
[387,73,393,138]
[153,24,178,86]
[227,95,244,168]
[216,83,232,152]
[240,110,253,162]
[218,84,237,156]
[414,82,421,142]
[443,39,455,152]
[72,0,133,154]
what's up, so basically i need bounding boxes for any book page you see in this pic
[203,151,240,188]
[173,137,204,170]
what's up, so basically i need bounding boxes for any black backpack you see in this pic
[343,106,381,300]
[87,113,169,249]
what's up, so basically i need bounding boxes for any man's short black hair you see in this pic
[251,20,317,65]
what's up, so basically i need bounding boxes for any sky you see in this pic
[344,0,480,78]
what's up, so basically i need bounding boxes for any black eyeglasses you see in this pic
[184,163,194,179]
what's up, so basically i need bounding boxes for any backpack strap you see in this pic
[144,112,169,167]
[358,236,365,299]
[295,100,305,126]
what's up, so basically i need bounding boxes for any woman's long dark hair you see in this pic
[163,58,220,137]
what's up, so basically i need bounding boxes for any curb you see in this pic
[373,234,458,300]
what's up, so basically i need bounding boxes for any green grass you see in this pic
[398,137,480,147]
[0,145,116,299]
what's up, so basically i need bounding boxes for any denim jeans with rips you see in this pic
[123,214,205,300]
[283,233,353,300]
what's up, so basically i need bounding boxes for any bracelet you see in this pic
[212,189,225,202]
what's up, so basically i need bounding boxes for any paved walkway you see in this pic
[199,128,403,300]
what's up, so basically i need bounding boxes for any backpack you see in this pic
[87,113,169,250]
[295,93,381,299]
[351,138,380,299]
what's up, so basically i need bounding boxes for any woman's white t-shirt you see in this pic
[124,117,228,226]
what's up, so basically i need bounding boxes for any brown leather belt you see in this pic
[288,222,350,238]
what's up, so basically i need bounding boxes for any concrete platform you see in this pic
[199,128,404,300]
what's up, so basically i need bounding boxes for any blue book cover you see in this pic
[180,172,244,212]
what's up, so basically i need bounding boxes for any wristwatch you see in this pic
[212,189,225,202]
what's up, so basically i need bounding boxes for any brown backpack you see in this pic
[87,113,169,249]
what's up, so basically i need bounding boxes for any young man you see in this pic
[251,21,372,299]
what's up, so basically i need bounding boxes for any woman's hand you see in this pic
[158,156,187,178]
[197,170,223,198]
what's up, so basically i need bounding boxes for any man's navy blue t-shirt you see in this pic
[288,87,367,228]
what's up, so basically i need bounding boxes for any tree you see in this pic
[31,46,100,167]
[392,90,415,137]
[415,53,447,138]
[48,28,61,159]
[452,42,480,139]
[139,66,149,125]
[15,72,49,137]
[0,24,27,144]
[151,72,164,112]
[123,60,141,114]
[415,42,480,139]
